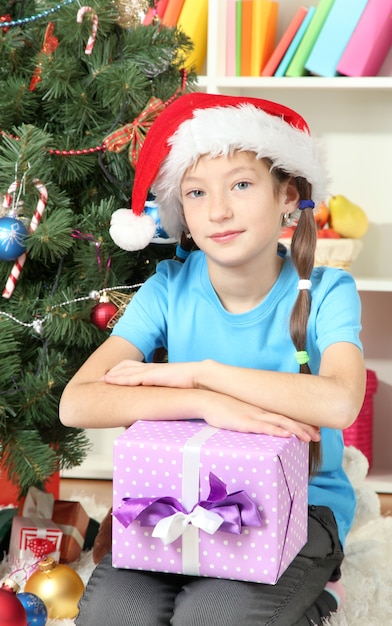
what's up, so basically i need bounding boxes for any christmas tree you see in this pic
[0,0,197,496]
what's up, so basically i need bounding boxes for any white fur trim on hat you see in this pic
[109,208,156,251]
[152,104,328,240]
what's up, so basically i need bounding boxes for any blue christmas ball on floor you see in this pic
[17,592,47,626]
[0,216,28,261]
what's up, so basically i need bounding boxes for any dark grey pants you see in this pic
[76,506,343,626]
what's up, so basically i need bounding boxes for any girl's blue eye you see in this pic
[187,189,204,198]
[235,181,250,190]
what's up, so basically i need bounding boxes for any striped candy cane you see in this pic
[2,179,48,299]
[2,180,19,211]
[77,6,99,55]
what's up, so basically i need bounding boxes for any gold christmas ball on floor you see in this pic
[24,557,84,619]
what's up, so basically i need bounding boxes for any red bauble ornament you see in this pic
[0,579,27,626]
[90,294,118,331]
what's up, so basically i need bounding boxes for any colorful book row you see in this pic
[253,0,392,78]
[225,0,279,77]
[147,0,392,79]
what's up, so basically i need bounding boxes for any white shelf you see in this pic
[366,470,392,494]
[355,278,392,293]
[198,76,392,91]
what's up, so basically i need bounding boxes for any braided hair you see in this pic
[289,178,321,475]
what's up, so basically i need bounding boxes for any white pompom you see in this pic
[109,208,156,251]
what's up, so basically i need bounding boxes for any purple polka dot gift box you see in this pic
[112,420,308,585]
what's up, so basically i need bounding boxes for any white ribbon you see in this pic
[22,486,54,518]
[152,505,223,545]
[181,425,220,575]
[57,523,85,548]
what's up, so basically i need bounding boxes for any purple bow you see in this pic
[113,472,263,535]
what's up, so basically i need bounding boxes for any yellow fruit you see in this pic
[328,195,368,239]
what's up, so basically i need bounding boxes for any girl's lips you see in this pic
[210,230,243,243]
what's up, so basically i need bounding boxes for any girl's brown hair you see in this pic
[272,166,321,475]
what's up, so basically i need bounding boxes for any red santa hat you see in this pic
[110,92,328,251]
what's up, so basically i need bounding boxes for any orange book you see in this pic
[262,6,308,76]
[162,0,186,27]
[241,0,253,76]
[250,0,279,76]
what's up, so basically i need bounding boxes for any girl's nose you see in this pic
[208,194,233,222]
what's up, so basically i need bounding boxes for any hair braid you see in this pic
[289,178,321,475]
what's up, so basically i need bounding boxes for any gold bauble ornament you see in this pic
[116,0,150,29]
[24,557,84,620]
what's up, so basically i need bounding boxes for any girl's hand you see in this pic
[103,360,195,389]
[197,391,321,443]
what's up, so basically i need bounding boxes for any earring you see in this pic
[283,212,291,225]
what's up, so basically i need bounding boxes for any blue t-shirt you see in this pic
[112,251,363,546]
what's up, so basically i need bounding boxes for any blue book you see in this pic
[305,0,369,77]
[274,6,316,77]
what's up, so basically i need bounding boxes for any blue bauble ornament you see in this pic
[0,216,28,261]
[144,201,177,244]
[16,592,47,626]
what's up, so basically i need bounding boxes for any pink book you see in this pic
[143,0,170,25]
[337,0,392,77]
[226,0,237,76]
[262,6,308,77]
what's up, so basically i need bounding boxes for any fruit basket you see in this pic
[279,238,363,271]
[279,194,368,271]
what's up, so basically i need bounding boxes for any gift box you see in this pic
[9,486,63,565]
[112,420,308,585]
[52,500,90,563]
[9,516,63,564]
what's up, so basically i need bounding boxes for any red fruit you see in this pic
[314,201,329,229]
[317,228,342,239]
[280,226,296,238]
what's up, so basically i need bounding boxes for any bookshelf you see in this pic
[64,0,392,493]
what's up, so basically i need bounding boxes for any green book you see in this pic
[285,0,335,77]
[235,0,242,77]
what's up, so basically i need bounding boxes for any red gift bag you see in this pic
[343,369,378,468]
[0,464,60,506]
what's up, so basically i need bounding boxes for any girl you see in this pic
[60,93,366,625]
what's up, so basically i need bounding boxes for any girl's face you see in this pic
[180,151,297,272]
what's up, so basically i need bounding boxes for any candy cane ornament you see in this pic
[2,180,19,211]
[77,6,99,55]
[2,179,48,299]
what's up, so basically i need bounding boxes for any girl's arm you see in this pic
[59,335,321,442]
[103,341,366,430]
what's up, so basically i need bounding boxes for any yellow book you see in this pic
[250,0,279,76]
[177,0,209,74]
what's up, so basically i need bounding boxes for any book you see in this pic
[262,5,308,77]
[274,6,316,78]
[337,0,392,77]
[241,0,253,76]
[250,0,279,76]
[177,0,208,73]
[143,0,170,25]
[162,0,186,27]
[285,0,335,77]
[226,0,237,75]
[235,0,242,76]
[305,0,368,77]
